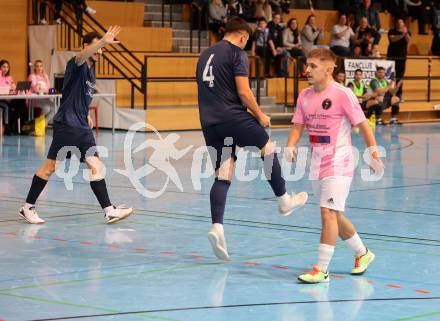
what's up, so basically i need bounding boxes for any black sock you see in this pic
[366,104,381,118]
[26,175,48,205]
[90,179,112,209]
[261,153,287,197]
[391,104,400,117]
[210,178,231,224]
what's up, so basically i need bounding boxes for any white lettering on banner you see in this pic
[344,59,395,86]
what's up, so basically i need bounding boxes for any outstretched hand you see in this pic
[102,26,121,45]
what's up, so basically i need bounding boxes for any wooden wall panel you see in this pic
[0,0,28,80]
[88,1,144,27]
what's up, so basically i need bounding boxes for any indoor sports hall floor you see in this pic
[0,123,439,321]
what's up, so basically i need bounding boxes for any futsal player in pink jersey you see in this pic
[285,48,384,283]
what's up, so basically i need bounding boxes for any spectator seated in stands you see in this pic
[330,13,355,57]
[28,60,54,124]
[226,0,244,18]
[367,66,403,125]
[241,0,257,22]
[251,17,273,77]
[209,0,228,41]
[334,70,346,84]
[347,68,370,110]
[268,13,289,76]
[283,17,305,72]
[355,0,381,44]
[353,16,377,56]
[283,18,304,57]
[0,60,27,135]
[269,0,291,14]
[300,14,326,56]
[254,0,273,22]
[0,60,16,134]
[370,43,381,57]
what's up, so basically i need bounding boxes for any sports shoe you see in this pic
[298,265,329,283]
[85,6,96,15]
[18,206,45,224]
[376,118,387,126]
[40,19,47,25]
[208,223,230,261]
[55,18,62,24]
[351,248,375,275]
[388,118,402,126]
[105,205,134,224]
[278,192,308,216]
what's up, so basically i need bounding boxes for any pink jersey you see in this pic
[28,73,50,94]
[292,82,366,179]
[0,74,14,87]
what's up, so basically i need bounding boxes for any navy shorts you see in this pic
[47,124,97,162]
[202,115,269,171]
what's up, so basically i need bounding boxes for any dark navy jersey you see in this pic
[196,40,251,127]
[53,57,96,129]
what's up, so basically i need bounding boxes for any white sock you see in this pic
[344,233,367,256]
[278,193,290,207]
[317,243,335,273]
[104,205,115,216]
[25,203,35,210]
[212,223,224,232]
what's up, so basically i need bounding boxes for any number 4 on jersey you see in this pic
[203,54,215,87]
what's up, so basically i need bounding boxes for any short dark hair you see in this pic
[256,17,267,24]
[355,68,363,74]
[83,31,100,46]
[376,66,385,71]
[0,60,10,76]
[225,17,253,36]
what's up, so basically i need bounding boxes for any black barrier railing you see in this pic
[128,55,262,110]
[30,0,147,107]
[189,2,208,53]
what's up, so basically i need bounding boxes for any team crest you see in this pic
[322,98,332,110]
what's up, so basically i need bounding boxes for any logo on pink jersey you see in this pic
[322,98,332,110]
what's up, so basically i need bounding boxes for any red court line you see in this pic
[160,251,176,255]
[80,241,95,245]
[133,248,146,252]
[385,284,402,289]
[415,289,432,294]
[242,262,259,265]
[52,237,67,242]
[272,265,289,270]
[330,274,346,279]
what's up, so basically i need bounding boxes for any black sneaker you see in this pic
[376,118,387,126]
[389,119,403,125]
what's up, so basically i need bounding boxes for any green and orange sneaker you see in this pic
[351,248,375,275]
[298,265,330,284]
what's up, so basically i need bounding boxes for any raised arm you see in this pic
[75,26,121,66]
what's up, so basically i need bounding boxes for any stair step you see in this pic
[144,12,183,22]
[261,105,287,113]
[258,96,277,106]
[178,45,209,53]
[145,4,183,14]
[173,37,209,47]
[173,29,208,38]
[146,21,190,29]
